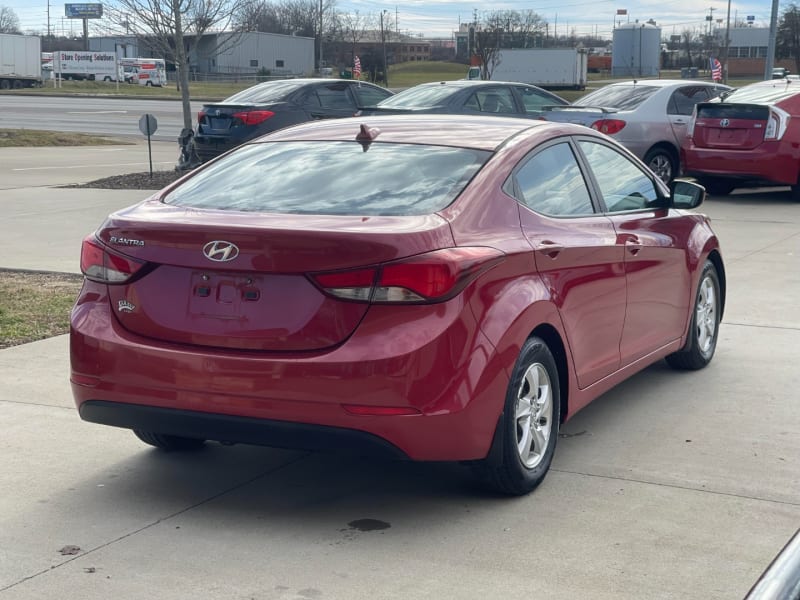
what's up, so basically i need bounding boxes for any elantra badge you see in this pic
[203,240,240,262]
[719,118,730,127]
[118,300,135,313]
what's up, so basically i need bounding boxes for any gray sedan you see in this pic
[540,79,731,183]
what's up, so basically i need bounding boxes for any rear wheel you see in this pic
[698,177,735,196]
[474,337,560,495]
[644,147,677,184]
[666,260,720,370]
[133,430,206,451]
[12,80,23,89]
[0,80,10,90]
[145,81,153,87]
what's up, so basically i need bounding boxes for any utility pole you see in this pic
[380,10,388,87]
[318,0,323,70]
[723,0,731,83]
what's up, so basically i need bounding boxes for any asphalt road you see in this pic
[0,95,200,141]
[1,143,799,599]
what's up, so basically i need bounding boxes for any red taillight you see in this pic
[197,110,206,123]
[310,247,504,304]
[232,110,275,126]
[80,235,145,284]
[591,119,626,135]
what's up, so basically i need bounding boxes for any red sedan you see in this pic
[71,115,724,495]
[682,79,800,197]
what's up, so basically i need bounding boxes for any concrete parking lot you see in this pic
[0,145,798,599]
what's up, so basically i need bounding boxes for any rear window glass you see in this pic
[222,80,305,104]
[164,142,490,216]
[575,85,659,110]
[697,104,769,120]
[377,85,455,108]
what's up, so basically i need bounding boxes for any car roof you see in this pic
[409,80,544,89]
[255,114,555,151]
[604,79,726,88]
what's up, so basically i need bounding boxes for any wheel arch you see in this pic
[705,248,726,321]
[644,141,679,165]
[529,323,570,424]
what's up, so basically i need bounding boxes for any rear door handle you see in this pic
[536,241,564,259]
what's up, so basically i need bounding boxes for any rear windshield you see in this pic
[717,83,800,105]
[696,104,769,120]
[164,141,490,216]
[222,80,306,104]
[575,85,659,110]
[377,85,455,108]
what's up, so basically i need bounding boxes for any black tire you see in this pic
[474,337,561,495]
[145,81,153,87]
[12,80,23,89]
[0,80,10,90]
[666,260,721,370]
[698,177,735,196]
[133,430,206,451]
[644,147,677,184]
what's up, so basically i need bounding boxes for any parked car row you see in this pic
[189,75,800,200]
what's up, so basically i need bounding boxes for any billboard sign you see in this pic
[65,3,103,19]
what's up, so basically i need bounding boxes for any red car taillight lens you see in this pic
[764,106,790,140]
[232,110,275,126]
[591,119,626,135]
[80,235,146,284]
[310,247,504,304]
[197,110,206,123]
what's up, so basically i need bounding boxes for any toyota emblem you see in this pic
[203,240,240,262]
[719,118,730,127]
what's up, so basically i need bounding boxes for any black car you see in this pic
[357,80,568,119]
[193,78,393,162]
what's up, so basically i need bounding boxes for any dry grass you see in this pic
[0,129,129,147]
[0,271,84,348]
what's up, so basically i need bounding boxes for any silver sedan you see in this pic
[540,79,731,183]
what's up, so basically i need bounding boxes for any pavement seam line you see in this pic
[722,321,800,332]
[0,399,74,410]
[551,468,800,508]
[726,230,800,262]
[0,451,314,594]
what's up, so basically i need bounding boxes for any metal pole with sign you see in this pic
[139,114,158,178]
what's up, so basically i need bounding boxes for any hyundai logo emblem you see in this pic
[203,241,240,262]
[719,118,730,127]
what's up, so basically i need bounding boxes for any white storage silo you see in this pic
[612,23,662,77]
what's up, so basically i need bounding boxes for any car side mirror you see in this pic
[670,180,705,209]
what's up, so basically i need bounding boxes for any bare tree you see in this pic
[473,10,547,79]
[102,0,247,132]
[338,10,374,64]
[0,5,21,34]
[777,3,800,75]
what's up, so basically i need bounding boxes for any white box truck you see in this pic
[468,48,588,90]
[54,51,122,82]
[0,33,42,89]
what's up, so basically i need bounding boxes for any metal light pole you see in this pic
[723,0,731,83]
[381,10,389,87]
[318,0,324,71]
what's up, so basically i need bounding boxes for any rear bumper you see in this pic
[70,289,509,462]
[79,401,408,459]
[193,135,241,162]
[682,140,799,186]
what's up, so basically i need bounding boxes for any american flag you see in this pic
[710,57,722,82]
[353,56,362,79]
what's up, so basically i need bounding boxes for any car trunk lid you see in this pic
[690,103,770,150]
[96,200,455,352]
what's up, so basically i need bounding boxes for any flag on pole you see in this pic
[710,57,722,81]
[353,56,362,79]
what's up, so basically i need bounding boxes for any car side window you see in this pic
[515,86,555,114]
[315,85,355,110]
[476,88,516,114]
[463,93,480,110]
[578,140,658,212]
[354,84,392,107]
[668,86,711,115]
[514,142,595,216]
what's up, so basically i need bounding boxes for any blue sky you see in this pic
[3,0,781,40]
